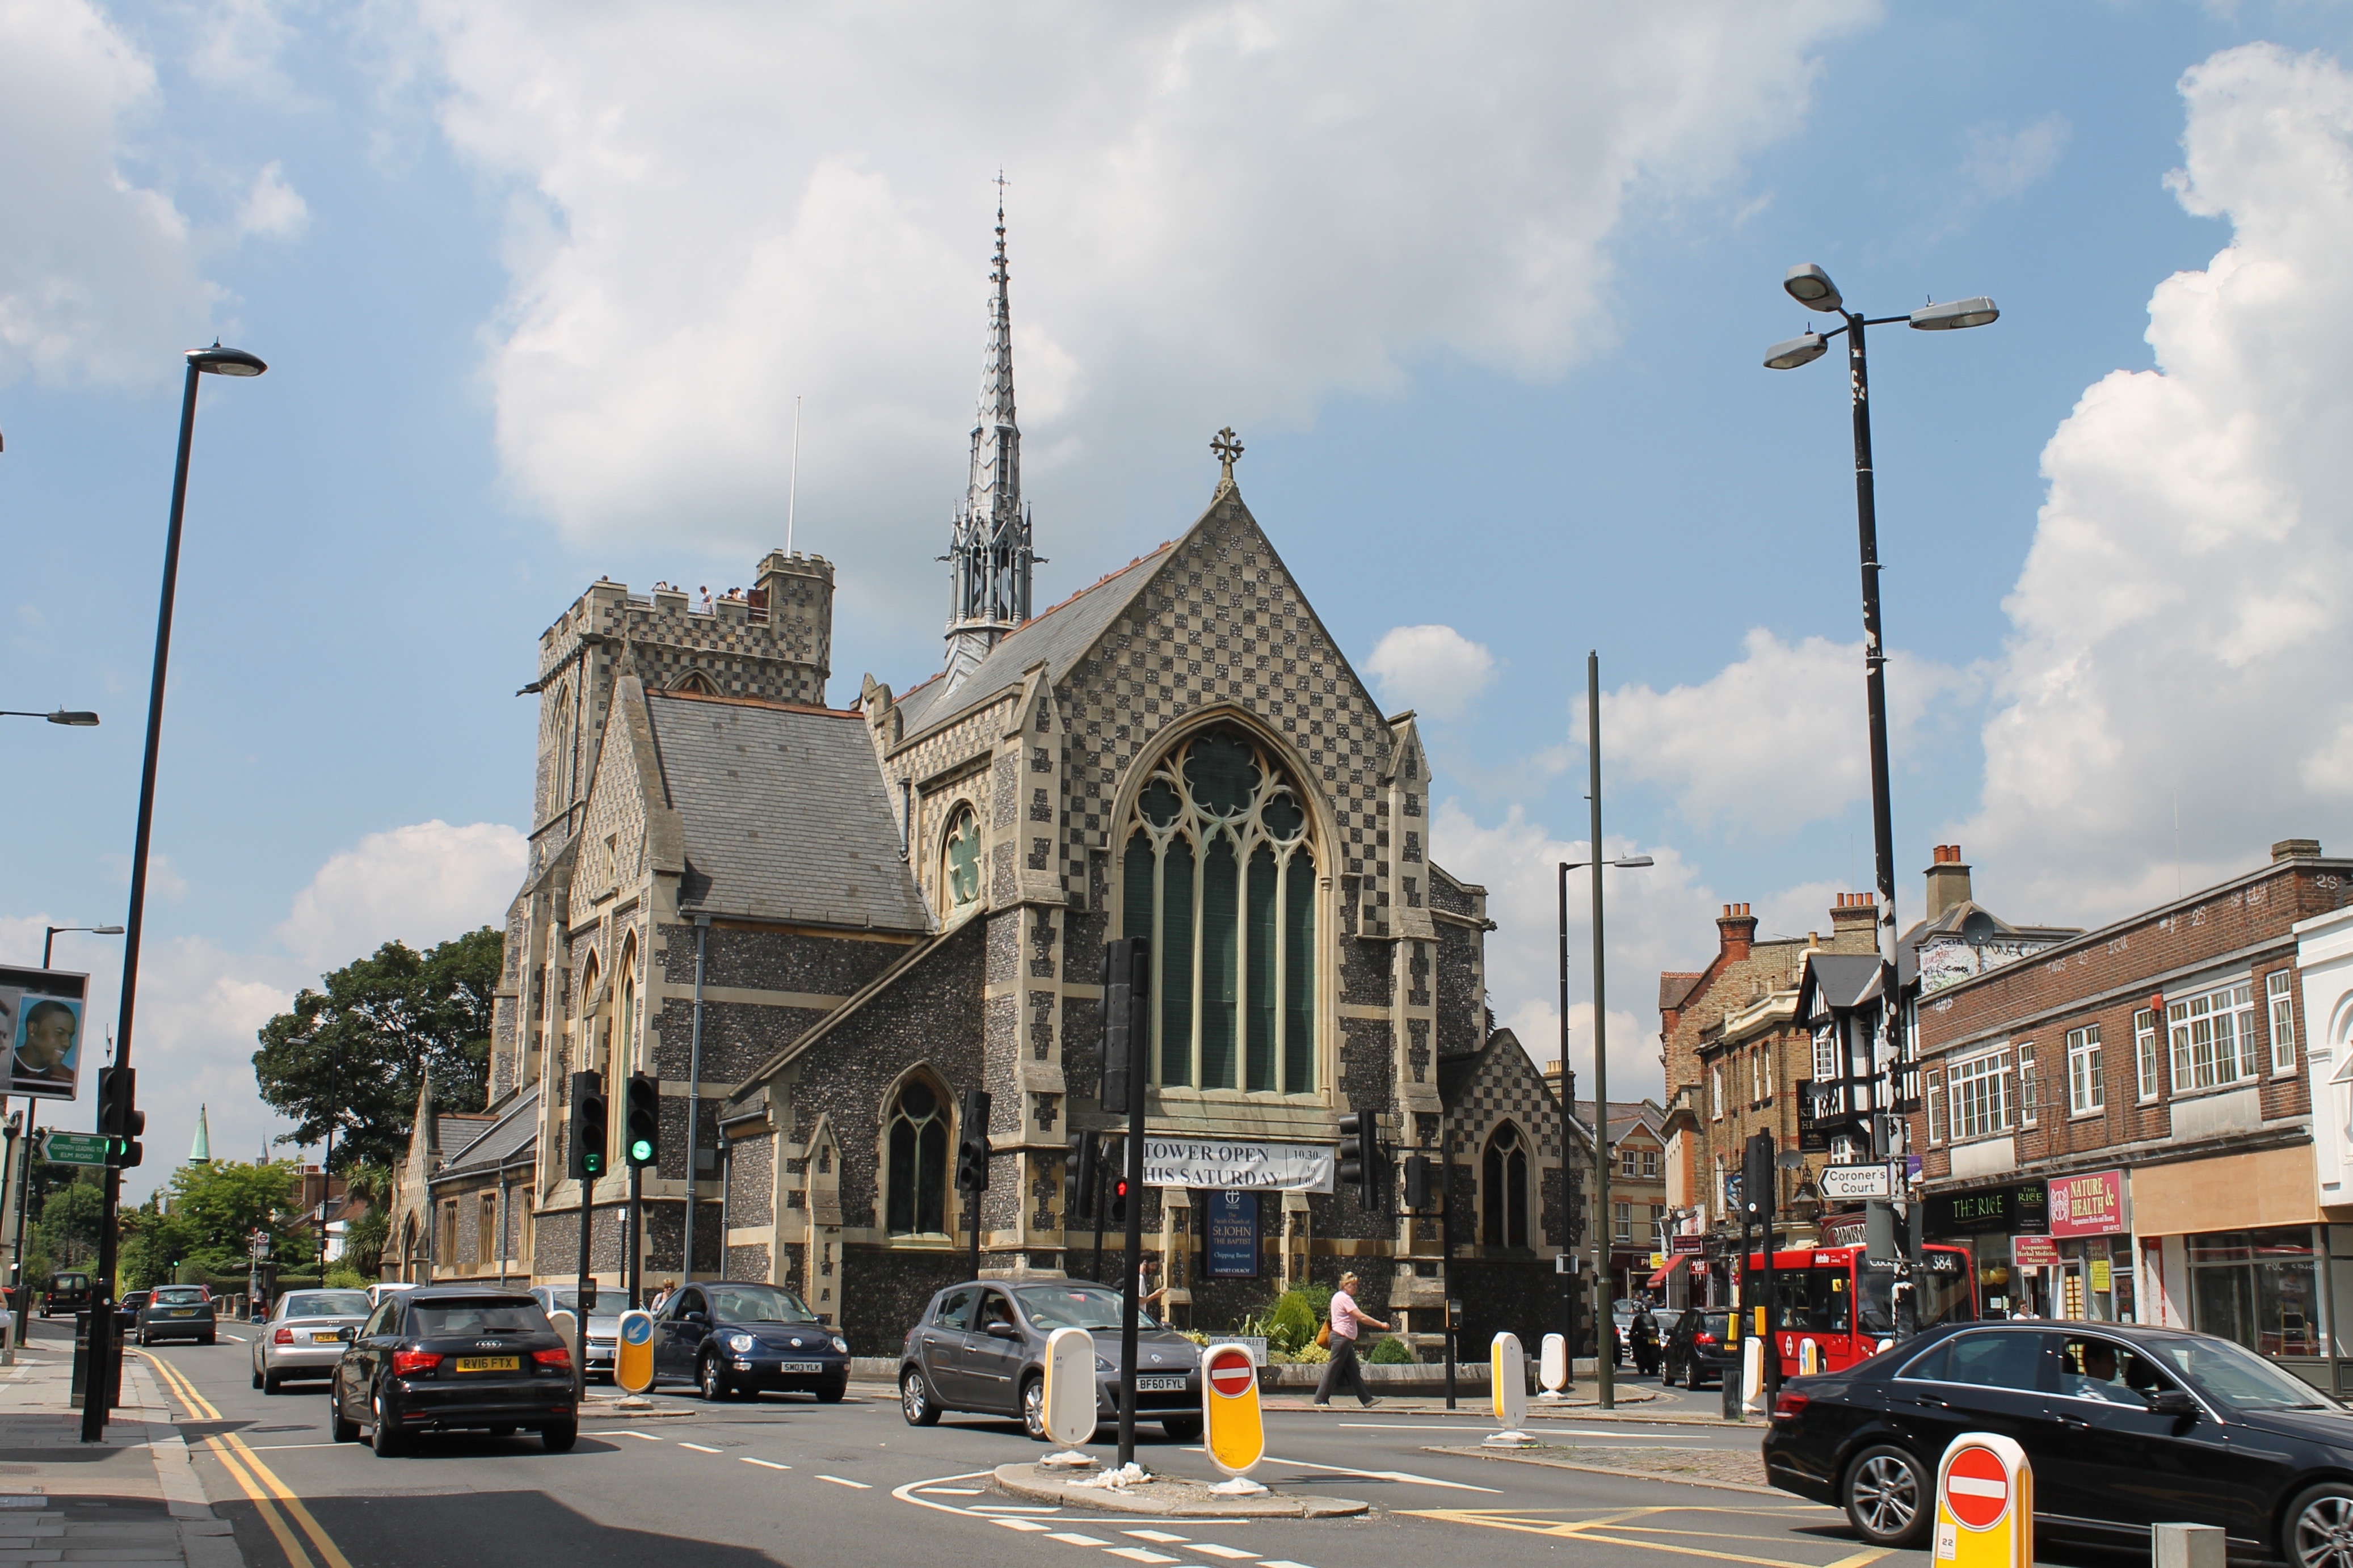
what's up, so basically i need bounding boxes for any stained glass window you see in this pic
[943,806,983,912]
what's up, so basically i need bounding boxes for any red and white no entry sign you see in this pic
[1944,1444,2011,1531]
[1207,1350,1256,1398]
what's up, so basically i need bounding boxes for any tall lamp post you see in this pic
[1558,650,1652,1409]
[82,343,267,1443]
[1764,265,1994,1284]
[42,926,124,970]
[0,711,100,727]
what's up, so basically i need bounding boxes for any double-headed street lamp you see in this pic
[1557,650,1653,1410]
[42,926,124,970]
[82,342,267,1443]
[1764,264,1996,1279]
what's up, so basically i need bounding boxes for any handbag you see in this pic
[1316,1322,1331,1349]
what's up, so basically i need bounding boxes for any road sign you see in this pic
[39,1132,108,1166]
[1935,1432,2032,1568]
[1817,1162,1897,1202]
[1485,1331,1531,1445]
[614,1309,655,1394]
[1040,1326,1097,1456]
[1201,1341,1265,1478]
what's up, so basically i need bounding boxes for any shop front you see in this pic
[1922,1182,2050,1317]
[2045,1169,2132,1322]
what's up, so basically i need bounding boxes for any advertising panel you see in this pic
[2011,1235,2060,1268]
[2047,1170,2127,1237]
[0,966,90,1102]
[1144,1138,1334,1192]
[1203,1190,1261,1279]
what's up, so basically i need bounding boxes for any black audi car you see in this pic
[650,1282,849,1401]
[329,1286,578,1455]
[898,1280,1203,1441]
[1662,1306,1737,1389]
[1762,1318,2353,1565]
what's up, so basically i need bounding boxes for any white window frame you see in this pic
[2134,1009,2160,1103]
[2270,970,2297,1074]
[1950,1048,2010,1141]
[1813,1024,1838,1084]
[1641,1149,1658,1177]
[2067,1024,2104,1116]
[1613,1201,1631,1242]
[2018,1043,2039,1127]
[2169,980,2259,1093]
[1926,1068,1945,1145]
[1711,1064,1725,1121]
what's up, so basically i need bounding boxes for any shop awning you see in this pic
[1647,1255,1691,1289]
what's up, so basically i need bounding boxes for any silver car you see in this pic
[250,1288,372,1393]
[531,1285,620,1381]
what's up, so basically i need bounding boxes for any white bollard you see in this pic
[1039,1326,1099,1468]
[1538,1333,1568,1400]
[2153,1523,2225,1568]
[1485,1332,1533,1446]
[1740,1336,1766,1417]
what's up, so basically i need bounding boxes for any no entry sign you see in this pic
[1934,1432,2033,1568]
[1201,1342,1265,1477]
[1944,1445,2009,1529]
[1207,1355,1256,1399]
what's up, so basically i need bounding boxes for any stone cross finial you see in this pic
[1211,427,1244,488]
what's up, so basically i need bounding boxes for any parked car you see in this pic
[115,1291,151,1334]
[1662,1307,1737,1389]
[1762,1319,2353,1565]
[898,1279,1202,1441]
[251,1288,372,1393]
[329,1285,576,1455]
[43,1272,93,1318]
[529,1285,620,1382]
[367,1283,416,1309]
[651,1282,848,1402]
[135,1284,217,1346]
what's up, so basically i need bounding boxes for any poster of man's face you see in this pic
[1,967,89,1100]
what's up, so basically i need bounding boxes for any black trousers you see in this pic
[1315,1335,1372,1405]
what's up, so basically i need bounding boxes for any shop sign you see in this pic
[1928,1183,2049,1237]
[2047,1170,2127,1237]
[1670,1234,1706,1256]
[2012,1235,2060,1267]
[2089,1258,2112,1291]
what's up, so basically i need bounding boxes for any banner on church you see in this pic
[1143,1137,1335,1193]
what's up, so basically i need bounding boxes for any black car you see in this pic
[651,1282,849,1402]
[1662,1307,1736,1389]
[329,1286,577,1456]
[898,1279,1203,1441]
[115,1291,151,1334]
[43,1272,93,1318]
[1763,1319,2353,1565]
[136,1284,217,1345]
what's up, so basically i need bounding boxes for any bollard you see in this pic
[1201,1341,1268,1495]
[1485,1331,1533,1446]
[1934,1431,2032,1568]
[1740,1337,1766,1417]
[613,1309,655,1396]
[2153,1524,2224,1568]
[1039,1326,1099,1468]
[549,1309,582,1406]
[1538,1333,1568,1401]
[1799,1338,1821,1376]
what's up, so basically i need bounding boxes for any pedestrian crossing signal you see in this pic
[1108,1175,1130,1225]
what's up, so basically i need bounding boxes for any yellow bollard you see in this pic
[1934,1432,2032,1568]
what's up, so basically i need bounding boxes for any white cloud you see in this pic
[1960,44,2353,922]
[0,0,216,386]
[412,1,1872,633]
[237,160,309,239]
[1961,112,2072,201]
[1365,625,1496,721]
[106,851,190,901]
[1598,629,1981,834]
[277,819,526,968]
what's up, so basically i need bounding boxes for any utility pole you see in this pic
[1587,651,1615,1411]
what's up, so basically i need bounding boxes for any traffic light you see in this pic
[1107,1173,1131,1226]
[97,1067,144,1169]
[955,1088,992,1192]
[1064,1130,1099,1222]
[1742,1129,1777,1228]
[1100,938,1148,1114]
[1336,1110,1381,1208]
[624,1073,659,1169]
[1403,1153,1433,1213]
[569,1071,608,1181]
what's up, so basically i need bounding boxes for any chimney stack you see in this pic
[2273,838,2323,863]
[1923,844,1973,922]
[1829,891,1877,947]
[1717,903,1757,962]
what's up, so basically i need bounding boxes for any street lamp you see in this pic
[1764,263,1994,1297]
[83,341,267,1444]
[41,926,124,970]
[0,710,100,726]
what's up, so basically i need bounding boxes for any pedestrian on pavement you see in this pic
[1135,1257,1167,1317]
[1312,1271,1388,1409]
[651,1279,677,1312]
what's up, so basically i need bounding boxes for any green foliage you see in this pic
[1232,1283,1333,1356]
[1367,1335,1416,1365]
[338,1163,392,1278]
[37,1177,104,1269]
[251,928,504,1170]
[322,1264,371,1291]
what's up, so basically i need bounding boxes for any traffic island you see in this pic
[992,1462,1369,1518]
[579,1393,697,1420]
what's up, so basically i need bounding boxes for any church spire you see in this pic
[943,180,1040,692]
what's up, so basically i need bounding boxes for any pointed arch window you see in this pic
[1481,1122,1530,1248]
[942,806,983,914]
[1119,726,1316,1094]
[885,1079,950,1236]
[671,669,718,695]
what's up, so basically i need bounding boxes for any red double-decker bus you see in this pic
[1737,1242,1976,1376]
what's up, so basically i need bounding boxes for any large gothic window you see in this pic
[1120,727,1316,1094]
[885,1080,950,1236]
[942,806,983,914]
[1482,1122,1529,1247]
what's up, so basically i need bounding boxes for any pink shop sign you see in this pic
[2047,1170,2127,1237]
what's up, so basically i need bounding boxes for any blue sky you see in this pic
[9,1,2353,1191]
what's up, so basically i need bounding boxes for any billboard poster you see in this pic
[1,966,91,1102]
[1203,1190,1261,1279]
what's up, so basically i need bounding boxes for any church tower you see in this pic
[942,193,1039,693]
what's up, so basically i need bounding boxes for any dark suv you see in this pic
[330,1286,577,1455]
[1662,1307,1736,1389]
[898,1280,1202,1441]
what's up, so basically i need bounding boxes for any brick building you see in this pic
[1914,839,2353,1389]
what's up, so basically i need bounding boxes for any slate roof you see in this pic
[434,1086,539,1181]
[895,543,1175,744]
[1797,952,1887,1021]
[646,691,930,933]
[1659,971,1704,1011]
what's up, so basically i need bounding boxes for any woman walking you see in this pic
[1312,1272,1387,1409]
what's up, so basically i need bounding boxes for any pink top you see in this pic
[1329,1289,1362,1342]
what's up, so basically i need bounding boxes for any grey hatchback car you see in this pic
[136,1284,217,1346]
[898,1280,1202,1441]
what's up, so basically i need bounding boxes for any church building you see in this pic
[476,208,1581,1352]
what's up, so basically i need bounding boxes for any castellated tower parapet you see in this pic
[526,553,839,852]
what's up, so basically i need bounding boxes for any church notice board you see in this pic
[0,966,90,1102]
[1202,1190,1262,1279]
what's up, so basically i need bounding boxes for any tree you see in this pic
[252,928,503,1169]
[37,1178,106,1270]
[339,1162,393,1279]
[150,1160,307,1276]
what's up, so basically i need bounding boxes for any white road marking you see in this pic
[740,1458,789,1470]
[1124,1531,1190,1542]
[1106,1553,1179,1565]
[916,1487,983,1495]
[1047,1534,1113,1546]
[677,1442,722,1453]
[1257,1561,1319,1568]
[815,1475,872,1489]
[994,1518,1053,1532]
[1184,1548,1258,1562]
[224,1334,248,1343]
[971,1506,1062,1514]
[1257,1453,1500,1493]
[612,1431,663,1441]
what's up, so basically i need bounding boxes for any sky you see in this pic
[9,1,2353,1196]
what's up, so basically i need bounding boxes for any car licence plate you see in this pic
[1135,1375,1188,1392]
[170,1309,195,1317]
[454,1356,519,1373]
[310,1331,343,1343]
[776,1361,823,1374]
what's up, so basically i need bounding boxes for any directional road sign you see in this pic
[40,1132,110,1166]
[615,1309,655,1394]
[1817,1162,1898,1202]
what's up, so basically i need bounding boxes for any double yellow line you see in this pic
[140,1351,354,1568]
